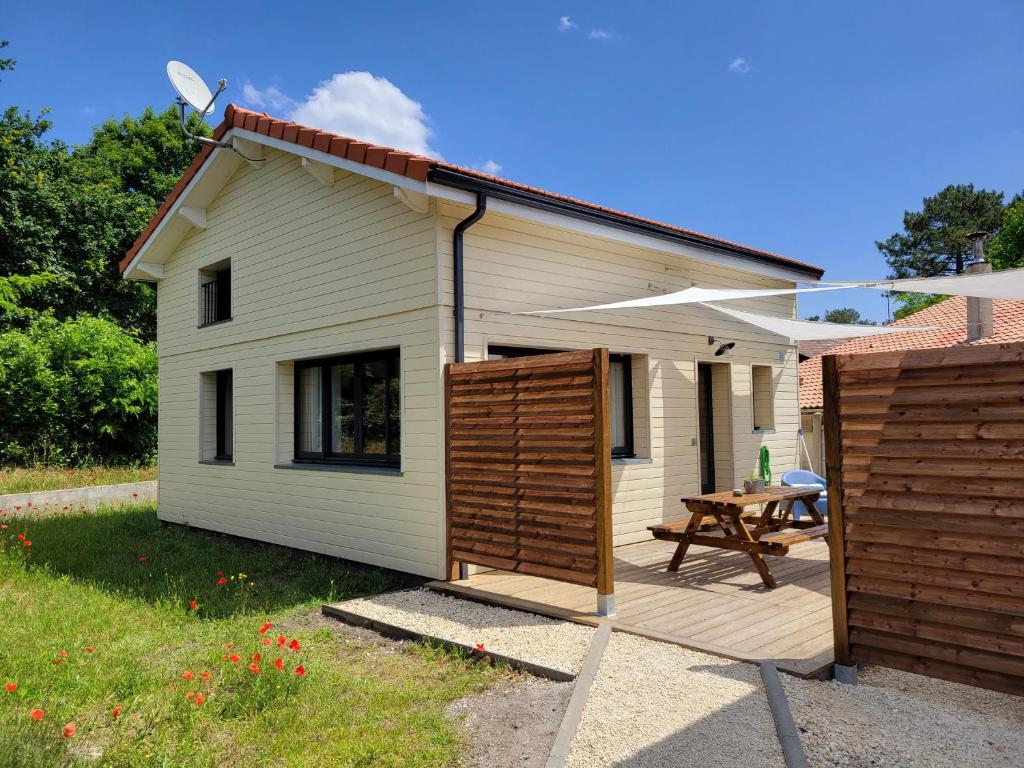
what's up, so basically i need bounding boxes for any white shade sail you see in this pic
[832,266,1024,299]
[516,285,847,314]
[700,303,932,342]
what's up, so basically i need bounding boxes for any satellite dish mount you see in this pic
[166,60,263,162]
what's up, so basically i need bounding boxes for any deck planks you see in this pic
[429,537,833,677]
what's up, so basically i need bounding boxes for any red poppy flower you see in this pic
[17,534,24,541]
[475,643,486,652]
[258,623,273,635]
[185,691,195,701]
[132,493,139,498]
[194,693,206,705]
[288,639,300,652]
[277,634,286,647]
[248,663,260,675]
[52,658,61,665]
[294,665,306,677]
[0,524,7,529]
[5,682,15,693]
[261,637,271,645]
[111,706,122,719]
[138,556,147,563]
[26,502,32,508]
[30,708,43,721]
[227,653,240,663]
[274,657,283,671]
[199,671,210,681]
[181,671,195,681]
[86,646,94,653]
[14,506,21,511]
[252,653,261,662]
[23,540,31,547]
[63,722,76,739]
[225,643,234,649]
[216,577,227,587]
[190,599,198,611]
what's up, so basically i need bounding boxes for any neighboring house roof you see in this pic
[120,104,825,278]
[797,338,843,361]
[798,296,1024,408]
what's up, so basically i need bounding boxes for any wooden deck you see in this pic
[429,537,834,677]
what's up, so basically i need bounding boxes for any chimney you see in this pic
[966,231,993,342]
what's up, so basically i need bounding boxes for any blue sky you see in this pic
[4,1,1022,321]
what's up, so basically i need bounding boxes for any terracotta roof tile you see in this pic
[798,297,1024,408]
[121,104,826,275]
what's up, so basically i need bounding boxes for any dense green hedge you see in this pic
[0,315,156,467]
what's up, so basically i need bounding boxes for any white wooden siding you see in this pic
[155,149,444,577]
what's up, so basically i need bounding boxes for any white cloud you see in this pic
[727,57,751,74]
[473,159,503,175]
[588,28,614,40]
[241,72,440,158]
[558,16,578,31]
[241,81,296,111]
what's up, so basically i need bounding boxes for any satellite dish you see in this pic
[167,60,217,115]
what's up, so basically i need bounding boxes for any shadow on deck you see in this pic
[429,537,834,677]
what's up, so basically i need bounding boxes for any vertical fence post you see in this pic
[443,362,462,581]
[592,348,616,616]
[822,354,852,667]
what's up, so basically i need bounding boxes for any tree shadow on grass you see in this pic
[3,504,418,619]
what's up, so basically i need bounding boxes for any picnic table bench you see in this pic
[648,486,828,589]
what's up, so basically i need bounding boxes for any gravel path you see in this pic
[336,588,594,675]
[782,665,1024,767]
[565,632,784,768]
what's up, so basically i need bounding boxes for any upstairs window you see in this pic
[486,346,635,458]
[751,364,775,431]
[199,259,231,326]
[295,349,401,467]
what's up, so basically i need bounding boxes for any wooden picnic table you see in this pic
[648,486,828,589]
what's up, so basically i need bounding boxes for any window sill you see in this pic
[274,463,403,477]
[613,457,653,466]
[197,318,233,329]
[199,459,234,466]
[752,428,776,434]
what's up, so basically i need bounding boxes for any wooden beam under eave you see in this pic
[394,186,429,214]
[133,262,164,281]
[301,157,336,187]
[177,205,207,230]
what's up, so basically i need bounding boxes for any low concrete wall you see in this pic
[0,480,157,513]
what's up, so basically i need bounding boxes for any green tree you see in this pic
[891,292,947,320]
[989,195,1024,270]
[877,184,1005,278]
[804,307,877,325]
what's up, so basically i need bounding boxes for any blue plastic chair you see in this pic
[780,469,828,520]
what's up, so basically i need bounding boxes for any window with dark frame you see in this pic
[294,349,401,467]
[486,346,634,458]
[215,369,233,461]
[200,262,232,326]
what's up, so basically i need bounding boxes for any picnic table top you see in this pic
[680,485,822,508]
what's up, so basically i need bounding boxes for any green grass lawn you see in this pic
[0,504,506,767]
[0,466,158,495]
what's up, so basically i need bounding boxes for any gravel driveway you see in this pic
[783,665,1024,767]
[565,632,784,768]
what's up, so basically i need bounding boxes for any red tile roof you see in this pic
[120,104,824,276]
[798,296,1024,408]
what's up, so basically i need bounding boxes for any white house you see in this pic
[121,104,824,579]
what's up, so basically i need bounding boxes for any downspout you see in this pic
[453,192,487,363]
[452,192,486,580]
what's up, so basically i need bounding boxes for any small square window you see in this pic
[199,260,231,326]
[201,369,233,461]
[751,365,775,431]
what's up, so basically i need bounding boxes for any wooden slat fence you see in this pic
[824,342,1024,695]
[444,349,613,596]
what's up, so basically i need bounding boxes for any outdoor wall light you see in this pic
[715,342,736,357]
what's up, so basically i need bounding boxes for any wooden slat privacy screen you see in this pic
[444,349,613,593]
[824,343,1024,695]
